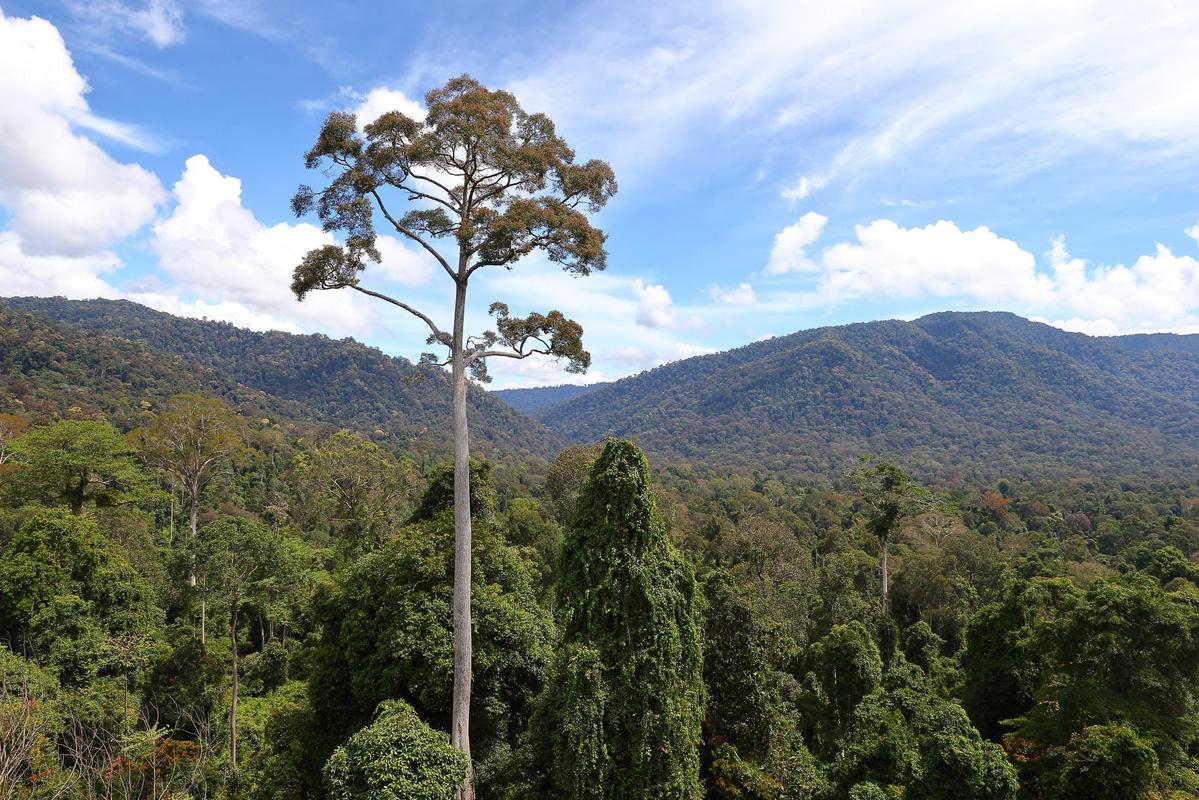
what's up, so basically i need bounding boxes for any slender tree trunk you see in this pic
[450,279,475,800]
[190,488,205,644]
[881,535,889,609]
[230,604,239,767]
[189,490,199,556]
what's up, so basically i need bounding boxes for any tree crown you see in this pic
[290,74,617,382]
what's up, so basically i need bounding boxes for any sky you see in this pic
[1,0,1198,388]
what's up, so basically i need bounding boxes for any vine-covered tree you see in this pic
[533,439,704,799]
[289,74,616,798]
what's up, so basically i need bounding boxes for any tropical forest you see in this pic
[2,4,1199,800]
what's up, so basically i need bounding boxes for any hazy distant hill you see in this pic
[493,382,608,414]
[0,297,566,463]
[519,312,1199,483]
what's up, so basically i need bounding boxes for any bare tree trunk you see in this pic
[190,489,205,644]
[450,280,475,800]
[881,535,889,609]
[188,486,199,573]
[229,605,239,767]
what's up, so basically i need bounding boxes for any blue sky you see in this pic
[2,1,1198,387]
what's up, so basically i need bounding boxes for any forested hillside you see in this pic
[0,306,299,427]
[11,298,1196,486]
[526,312,1199,483]
[3,298,1199,800]
[2,389,1198,799]
[0,297,565,464]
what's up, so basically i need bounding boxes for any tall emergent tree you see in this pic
[850,459,929,608]
[191,516,272,768]
[134,394,244,552]
[532,439,704,799]
[134,395,243,642]
[0,412,29,470]
[5,420,150,514]
[289,74,616,796]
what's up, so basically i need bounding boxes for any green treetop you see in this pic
[5,420,152,514]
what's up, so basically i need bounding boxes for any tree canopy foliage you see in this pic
[2,295,1199,799]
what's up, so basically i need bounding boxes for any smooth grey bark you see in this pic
[230,604,239,766]
[450,278,475,800]
[881,535,890,608]
[188,482,204,643]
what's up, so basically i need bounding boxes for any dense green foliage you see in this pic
[307,478,554,798]
[5,420,153,513]
[0,507,161,687]
[0,306,294,428]
[3,299,1199,799]
[0,297,564,463]
[532,440,704,799]
[323,700,469,800]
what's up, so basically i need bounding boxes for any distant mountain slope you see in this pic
[533,312,1199,482]
[0,306,303,428]
[492,382,608,415]
[0,297,566,462]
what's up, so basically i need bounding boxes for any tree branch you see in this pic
[350,285,446,342]
[382,177,461,216]
[464,255,519,279]
[368,189,457,280]
[406,171,461,204]
[464,342,551,366]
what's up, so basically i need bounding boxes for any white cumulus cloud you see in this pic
[755,214,1199,335]
[1041,238,1199,335]
[150,155,374,335]
[0,231,123,299]
[632,278,676,328]
[0,10,164,258]
[368,236,438,287]
[352,87,425,126]
[710,282,757,305]
[764,212,827,275]
[818,219,1046,303]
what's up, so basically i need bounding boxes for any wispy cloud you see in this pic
[66,0,185,47]
[482,1,1199,194]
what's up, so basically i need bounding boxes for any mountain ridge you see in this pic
[0,296,566,463]
[511,311,1199,482]
[5,298,1196,484]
